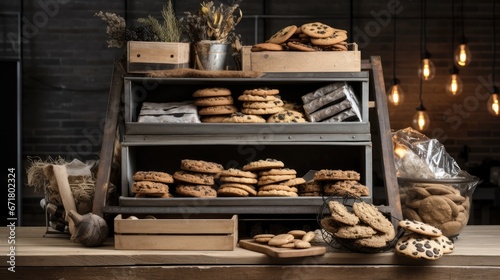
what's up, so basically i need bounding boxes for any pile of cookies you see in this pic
[395,219,454,260]
[297,180,323,196]
[192,87,238,123]
[320,200,396,250]
[131,171,174,198]
[172,159,223,198]
[252,22,349,53]
[314,169,369,197]
[240,88,285,116]
[242,158,306,197]
[399,182,470,237]
[217,168,258,197]
[252,229,316,249]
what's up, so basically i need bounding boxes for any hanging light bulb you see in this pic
[487,87,500,116]
[418,57,436,81]
[388,82,405,106]
[446,67,463,96]
[412,106,431,131]
[455,43,472,67]
[455,0,472,67]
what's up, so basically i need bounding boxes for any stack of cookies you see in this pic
[192,87,238,123]
[217,168,258,197]
[313,169,369,197]
[320,200,396,250]
[297,180,323,196]
[251,22,349,53]
[173,159,223,198]
[395,219,455,260]
[239,88,285,116]
[131,171,174,198]
[242,159,305,197]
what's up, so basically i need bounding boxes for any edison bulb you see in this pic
[418,58,436,81]
[455,43,472,67]
[388,84,405,106]
[445,74,463,96]
[412,110,430,131]
[487,93,500,116]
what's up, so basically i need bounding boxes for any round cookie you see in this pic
[241,106,284,115]
[328,200,359,226]
[253,233,275,243]
[418,196,453,226]
[259,184,298,193]
[259,168,297,176]
[302,231,316,242]
[257,174,297,186]
[219,183,257,196]
[198,105,238,116]
[323,180,369,197]
[173,170,215,185]
[257,189,298,197]
[334,225,377,239]
[242,158,285,171]
[238,94,281,102]
[266,25,298,44]
[267,110,307,123]
[217,186,249,197]
[219,168,257,179]
[282,177,307,186]
[268,233,295,246]
[286,41,321,52]
[131,181,169,195]
[219,176,258,185]
[193,87,231,97]
[288,230,307,239]
[243,88,280,96]
[320,217,340,234]
[398,219,442,237]
[310,31,348,46]
[194,96,234,106]
[175,185,216,198]
[221,112,266,123]
[294,240,312,249]
[132,171,174,184]
[395,233,444,260]
[354,235,388,248]
[352,201,394,234]
[180,159,223,174]
[251,42,285,52]
[314,169,361,181]
[298,180,322,193]
[301,22,335,38]
[242,99,285,109]
[200,115,230,123]
[430,234,454,254]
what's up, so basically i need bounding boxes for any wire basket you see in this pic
[316,194,404,253]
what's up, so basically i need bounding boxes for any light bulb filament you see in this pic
[418,113,426,130]
[492,100,499,115]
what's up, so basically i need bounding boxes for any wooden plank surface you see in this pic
[238,239,326,258]
[0,226,499,268]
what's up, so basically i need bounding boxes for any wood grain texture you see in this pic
[238,239,326,258]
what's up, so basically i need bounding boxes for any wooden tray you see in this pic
[238,239,327,258]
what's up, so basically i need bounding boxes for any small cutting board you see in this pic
[238,239,327,258]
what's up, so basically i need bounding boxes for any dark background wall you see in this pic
[1,0,499,225]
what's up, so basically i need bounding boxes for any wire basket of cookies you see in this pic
[317,195,404,253]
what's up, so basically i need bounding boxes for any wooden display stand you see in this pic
[92,56,402,225]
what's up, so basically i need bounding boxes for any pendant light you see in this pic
[446,0,463,96]
[487,0,499,116]
[418,0,435,81]
[413,76,431,131]
[388,12,404,106]
[455,0,472,67]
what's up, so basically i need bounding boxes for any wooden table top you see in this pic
[1,225,499,267]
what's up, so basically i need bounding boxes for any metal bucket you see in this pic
[194,40,229,70]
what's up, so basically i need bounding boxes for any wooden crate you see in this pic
[126,41,190,74]
[114,214,237,250]
[241,43,360,73]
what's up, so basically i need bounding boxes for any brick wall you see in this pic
[2,0,499,224]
